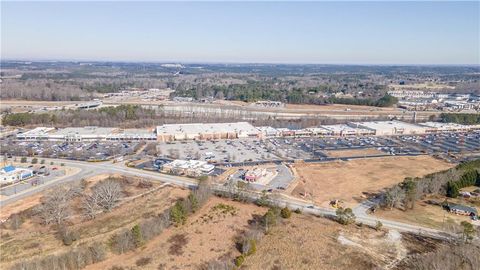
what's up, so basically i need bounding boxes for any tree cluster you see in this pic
[441,113,480,125]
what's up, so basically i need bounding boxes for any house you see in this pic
[445,203,478,217]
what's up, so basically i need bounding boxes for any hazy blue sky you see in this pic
[1,1,479,64]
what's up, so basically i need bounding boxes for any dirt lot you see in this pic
[244,214,444,270]
[323,148,385,158]
[292,156,454,207]
[85,197,266,270]
[0,176,188,268]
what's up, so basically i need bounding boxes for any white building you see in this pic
[321,124,374,136]
[0,165,34,183]
[16,127,156,142]
[419,122,480,133]
[162,159,215,176]
[16,127,56,141]
[156,122,262,142]
[257,126,282,138]
[350,121,427,136]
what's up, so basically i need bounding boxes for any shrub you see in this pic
[110,229,135,254]
[131,224,144,247]
[135,257,152,267]
[170,200,187,226]
[58,226,79,246]
[336,207,356,225]
[20,157,27,163]
[294,208,302,214]
[375,221,383,231]
[50,161,54,165]
[280,207,292,219]
[234,255,245,267]
[8,213,24,230]
[31,158,38,164]
[60,163,65,166]
[40,159,46,164]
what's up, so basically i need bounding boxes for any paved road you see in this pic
[0,157,459,240]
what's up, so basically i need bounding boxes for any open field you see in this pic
[323,148,385,158]
[244,214,445,270]
[291,156,454,207]
[375,195,479,230]
[0,175,188,268]
[84,197,266,270]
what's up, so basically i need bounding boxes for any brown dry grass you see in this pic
[85,196,267,270]
[292,156,454,207]
[323,148,385,158]
[0,176,187,268]
[244,214,435,270]
[375,195,475,229]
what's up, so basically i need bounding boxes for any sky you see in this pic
[1,1,479,65]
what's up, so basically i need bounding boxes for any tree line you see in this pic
[440,113,480,125]
[380,159,480,211]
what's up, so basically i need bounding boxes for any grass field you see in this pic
[0,176,188,268]
[85,197,266,270]
[243,214,444,270]
[291,156,454,207]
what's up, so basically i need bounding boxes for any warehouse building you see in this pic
[16,127,56,141]
[106,129,156,141]
[419,122,472,133]
[349,121,427,136]
[16,127,156,142]
[156,122,262,142]
[49,127,117,142]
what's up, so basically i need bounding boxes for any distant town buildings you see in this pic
[387,90,480,112]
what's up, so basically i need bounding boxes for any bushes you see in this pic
[170,200,187,226]
[131,224,144,247]
[110,229,136,254]
[58,226,80,246]
[336,207,356,225]
[31,158,38,164]
[135,257,152,267]
[20,157,27,163]
[10,242,106,270]
[280,207,292,219]
[234,255,245,267]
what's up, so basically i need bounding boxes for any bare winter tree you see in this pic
[381,185,406,210]
[39,186,78,225]
[91,179,123,212]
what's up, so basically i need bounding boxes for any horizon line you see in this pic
[2,58,479,67]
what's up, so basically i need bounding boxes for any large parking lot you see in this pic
[0,140,140,161]
[158,139,280,163]
[394,131,480,154]
[152,131,480,164]
[1,131,479,165]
